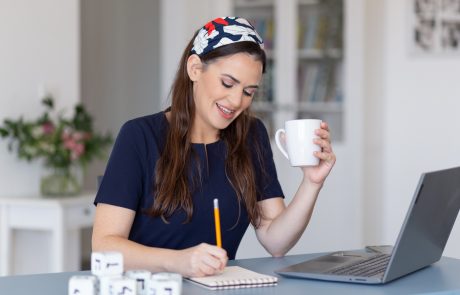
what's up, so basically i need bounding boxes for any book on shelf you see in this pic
[299,63,319,102]
[301,11,319,50]
[310,62,330,102]
[255,61,274,102]
[299,2,343,52]
[325,10,343,50]
[332,62,343,102]
[247,17,275,50]
[187,266,278,290]
[299,61,342,103]
[314,13,329,50]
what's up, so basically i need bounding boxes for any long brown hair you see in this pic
[149,32,267,227]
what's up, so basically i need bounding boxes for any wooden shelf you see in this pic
[298,0,320,5]
[252,101,342,113]
[234,0,274,8]
[298,48,342,59]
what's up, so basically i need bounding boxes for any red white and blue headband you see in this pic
[191,17,264,56]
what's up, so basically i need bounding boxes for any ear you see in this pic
[187,54,203,82]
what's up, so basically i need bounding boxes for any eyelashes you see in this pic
[221,81,255,97]
[221,81,232,88]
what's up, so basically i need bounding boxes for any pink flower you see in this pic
[61,129,72,141]
[70,143,85,161]
[63,137,77,150]
[42,122,55,135]
[72,131,85,142]
[62,130,86,161]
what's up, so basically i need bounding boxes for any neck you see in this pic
[190,129,219,144]
[165,110,219,144]
[190,120,219,144]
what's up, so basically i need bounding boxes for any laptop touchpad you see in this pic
[283,254,360,273]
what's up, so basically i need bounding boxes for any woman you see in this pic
[92,16,336,278]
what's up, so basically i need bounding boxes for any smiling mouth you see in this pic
[216,103,235,115]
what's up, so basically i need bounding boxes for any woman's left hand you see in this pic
[301,121,336,186]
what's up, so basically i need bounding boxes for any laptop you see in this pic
[276,166,460,284]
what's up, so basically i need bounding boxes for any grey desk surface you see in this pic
[1,253,460,295]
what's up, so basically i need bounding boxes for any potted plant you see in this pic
[0,96,112,196]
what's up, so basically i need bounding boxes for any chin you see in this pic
[215,121,232,131]
[211,117,234,131]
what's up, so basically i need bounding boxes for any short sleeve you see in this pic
[94,120,146,210]
[250,118,284,201]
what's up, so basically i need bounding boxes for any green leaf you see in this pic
[0,127,9,137]
[42,96,54,110]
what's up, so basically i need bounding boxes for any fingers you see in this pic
[314,130,332,153]
[314,150,336,165]
[313,121,335,164]
[200,251,227,275]
[313,138,332,153]
[187,243,228,277]
[315,123,331,142]
[203,245,227,268]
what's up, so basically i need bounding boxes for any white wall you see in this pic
[0,0,80,196]
[80,0,161,190]
[0,0,80,275]
[364,0,460,258]
[159,0,231,105]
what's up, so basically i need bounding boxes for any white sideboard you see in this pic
[0,192,96,276]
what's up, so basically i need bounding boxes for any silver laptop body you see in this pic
[276,166,460,284]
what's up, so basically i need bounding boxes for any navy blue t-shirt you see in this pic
[95,112,284,259]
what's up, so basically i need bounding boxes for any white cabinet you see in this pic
[0,192,95,275]
[227,0,365,258]
[233,0,344,141]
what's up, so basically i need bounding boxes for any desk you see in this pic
[1,253,460,294]
[0,192,95,276]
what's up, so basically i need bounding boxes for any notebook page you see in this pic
[187,266,278,290]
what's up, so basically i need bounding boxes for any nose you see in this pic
[227,89,244,109]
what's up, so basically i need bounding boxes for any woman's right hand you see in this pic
[171,243,228,277]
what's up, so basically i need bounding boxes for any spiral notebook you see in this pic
[187,266,278,290]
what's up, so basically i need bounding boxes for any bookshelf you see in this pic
[233,0,344,141]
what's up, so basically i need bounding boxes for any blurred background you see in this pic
[1,0,460,275]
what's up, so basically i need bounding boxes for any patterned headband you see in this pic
[190,16,264,56]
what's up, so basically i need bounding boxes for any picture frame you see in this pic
[409,0,460,55]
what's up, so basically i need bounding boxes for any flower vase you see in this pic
[40,164,83,197]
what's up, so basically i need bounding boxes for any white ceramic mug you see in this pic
[275,119,322,167]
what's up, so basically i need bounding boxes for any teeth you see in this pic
[217,103,234,115]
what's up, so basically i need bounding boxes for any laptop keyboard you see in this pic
[326,253,390,277]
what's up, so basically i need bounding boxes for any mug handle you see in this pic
[275,129,289,160]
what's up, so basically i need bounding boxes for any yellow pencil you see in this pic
[213,198,222,248]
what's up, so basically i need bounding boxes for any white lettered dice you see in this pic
[125,270,152,295]
[99,275,123,295]
[148,273,182,295]
[91,251,124,276]
[68,275,97,295]
[110,277,137,295]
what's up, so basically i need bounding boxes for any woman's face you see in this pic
[188,52,263,139]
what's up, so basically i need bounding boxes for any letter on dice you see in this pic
[68,275,97,295]
[91,251,124,276]
[149,273,182,295]
[125,270,152,295]
[110,277,137,295]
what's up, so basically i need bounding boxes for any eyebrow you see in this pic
[222,74,259,89]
